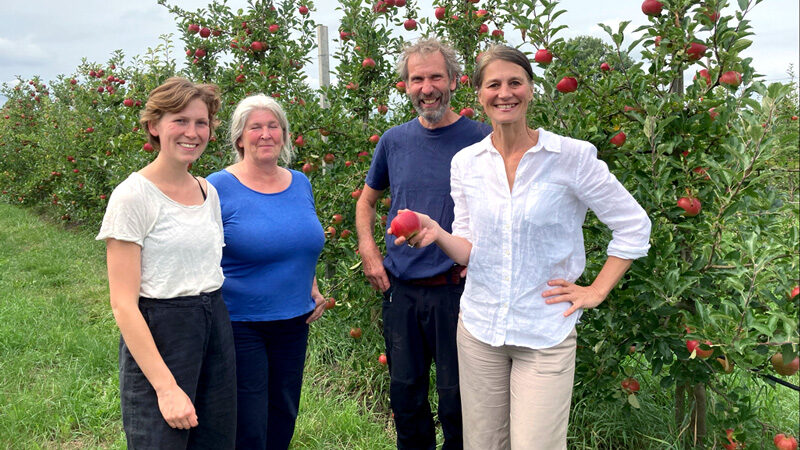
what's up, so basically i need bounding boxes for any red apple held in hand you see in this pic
[677,197,701,216]
[534,49,553,65]
[686,42,708,61]
[460,107,474,118]
[349,327,362,339]
[556,76,578,93]
[325,297,336,310]
[641,0,663,16]
[610,131,626,147]
[774,434,798,450]
[404,19,417,30]
[720,71,742,87]
[369,134,380,144]
[771,353,800,376]
[435,6,446,20]
[378,353,388,365]
[389,210,421,239]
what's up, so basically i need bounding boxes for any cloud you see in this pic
[0,36,48,67]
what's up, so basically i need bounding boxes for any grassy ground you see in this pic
[0,203,395,449]
[0,202,796,448]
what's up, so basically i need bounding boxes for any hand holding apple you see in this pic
[389,209,440,249]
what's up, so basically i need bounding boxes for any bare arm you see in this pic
[106,238,198,429]
[391,210,473,267]
[355,184,390,291]
[542,255,633,317]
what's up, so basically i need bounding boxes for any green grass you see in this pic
[0,202,796,449]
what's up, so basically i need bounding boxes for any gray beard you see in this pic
[412,89,451,125]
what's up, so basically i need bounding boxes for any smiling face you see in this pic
[477,59,533,127]
[237,109,284,165]
[406,51,457,127]
[147,97,210,165]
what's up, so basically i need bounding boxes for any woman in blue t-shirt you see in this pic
[207,94,326,449]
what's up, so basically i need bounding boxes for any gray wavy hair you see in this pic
[396,37,461,85]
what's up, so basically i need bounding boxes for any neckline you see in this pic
[133,172,209,208]
[223,168,294,195]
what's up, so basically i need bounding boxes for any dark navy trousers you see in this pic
[383,275,464,450]
[119,289,237,449]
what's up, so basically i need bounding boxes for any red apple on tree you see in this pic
[269,24,280,33]
[686,340,713,358]
[362,58,376,68]
[123,98,134,107]
[600,62,611,72]
[695,69,712,85]
[199,27,211,38]
[324,297,336,310]
[404,19,417,30]
[294,135,305,147]
[460,108,474,118]
[478,24,488,34]
[720,71,742,87]
[677,197,701,216]
[395,81,406,92]
[610,132,626,147]
[771,353,799,376]
[143,143,154,152]
[369,134,380,144]
[620,377,640,394]
[686,42,708,61]
[323,153,335,164]
[534,49,553,65]
[790,285,800,298]
[378,353,388,365]
[389,210,421,239]
[435,6,446,20]
[251,41,265,52]
[299,5,309,15]
[187,23,200,34]
[774,434,798,450]
[350,327,362,339]
[377,104,388,115]
[556,76,578,93]
[641,0,663,16]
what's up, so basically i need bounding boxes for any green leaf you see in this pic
[730,38,753,53]
[627,393,641,409]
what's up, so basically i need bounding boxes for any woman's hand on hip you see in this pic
[156,385,198,429]
[542,279,606,317]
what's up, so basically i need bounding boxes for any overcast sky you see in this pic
[1,0,797,103]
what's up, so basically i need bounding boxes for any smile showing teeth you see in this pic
[495,104,517,109]
[422,98,438,105]
[178,143,198,149]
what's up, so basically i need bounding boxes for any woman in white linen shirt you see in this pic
[393,45,651,449]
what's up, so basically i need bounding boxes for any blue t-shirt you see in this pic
[365,116,492,280]
[207,169,325,321]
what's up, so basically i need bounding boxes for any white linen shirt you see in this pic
[451,129,651,349]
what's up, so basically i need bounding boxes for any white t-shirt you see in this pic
[96,172,225,299]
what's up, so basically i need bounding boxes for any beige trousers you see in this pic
[457,319,577,450]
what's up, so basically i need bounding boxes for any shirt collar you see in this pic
[480,128,563,155]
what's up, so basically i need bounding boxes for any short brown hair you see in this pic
[139,77,221,151]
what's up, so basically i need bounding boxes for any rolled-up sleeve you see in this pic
[575,146,651,260]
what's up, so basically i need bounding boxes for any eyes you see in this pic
[485,79,525,89]
[174,118,209,127]
[248,123,281,131]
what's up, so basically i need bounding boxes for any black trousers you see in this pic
[383,274,464,450]
[119,289,237,449]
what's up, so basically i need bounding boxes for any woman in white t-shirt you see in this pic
[394,45,651,449]
[97,77,236,449]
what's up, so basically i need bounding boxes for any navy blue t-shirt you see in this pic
[365,116,492,280]
[207,169,325,321]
